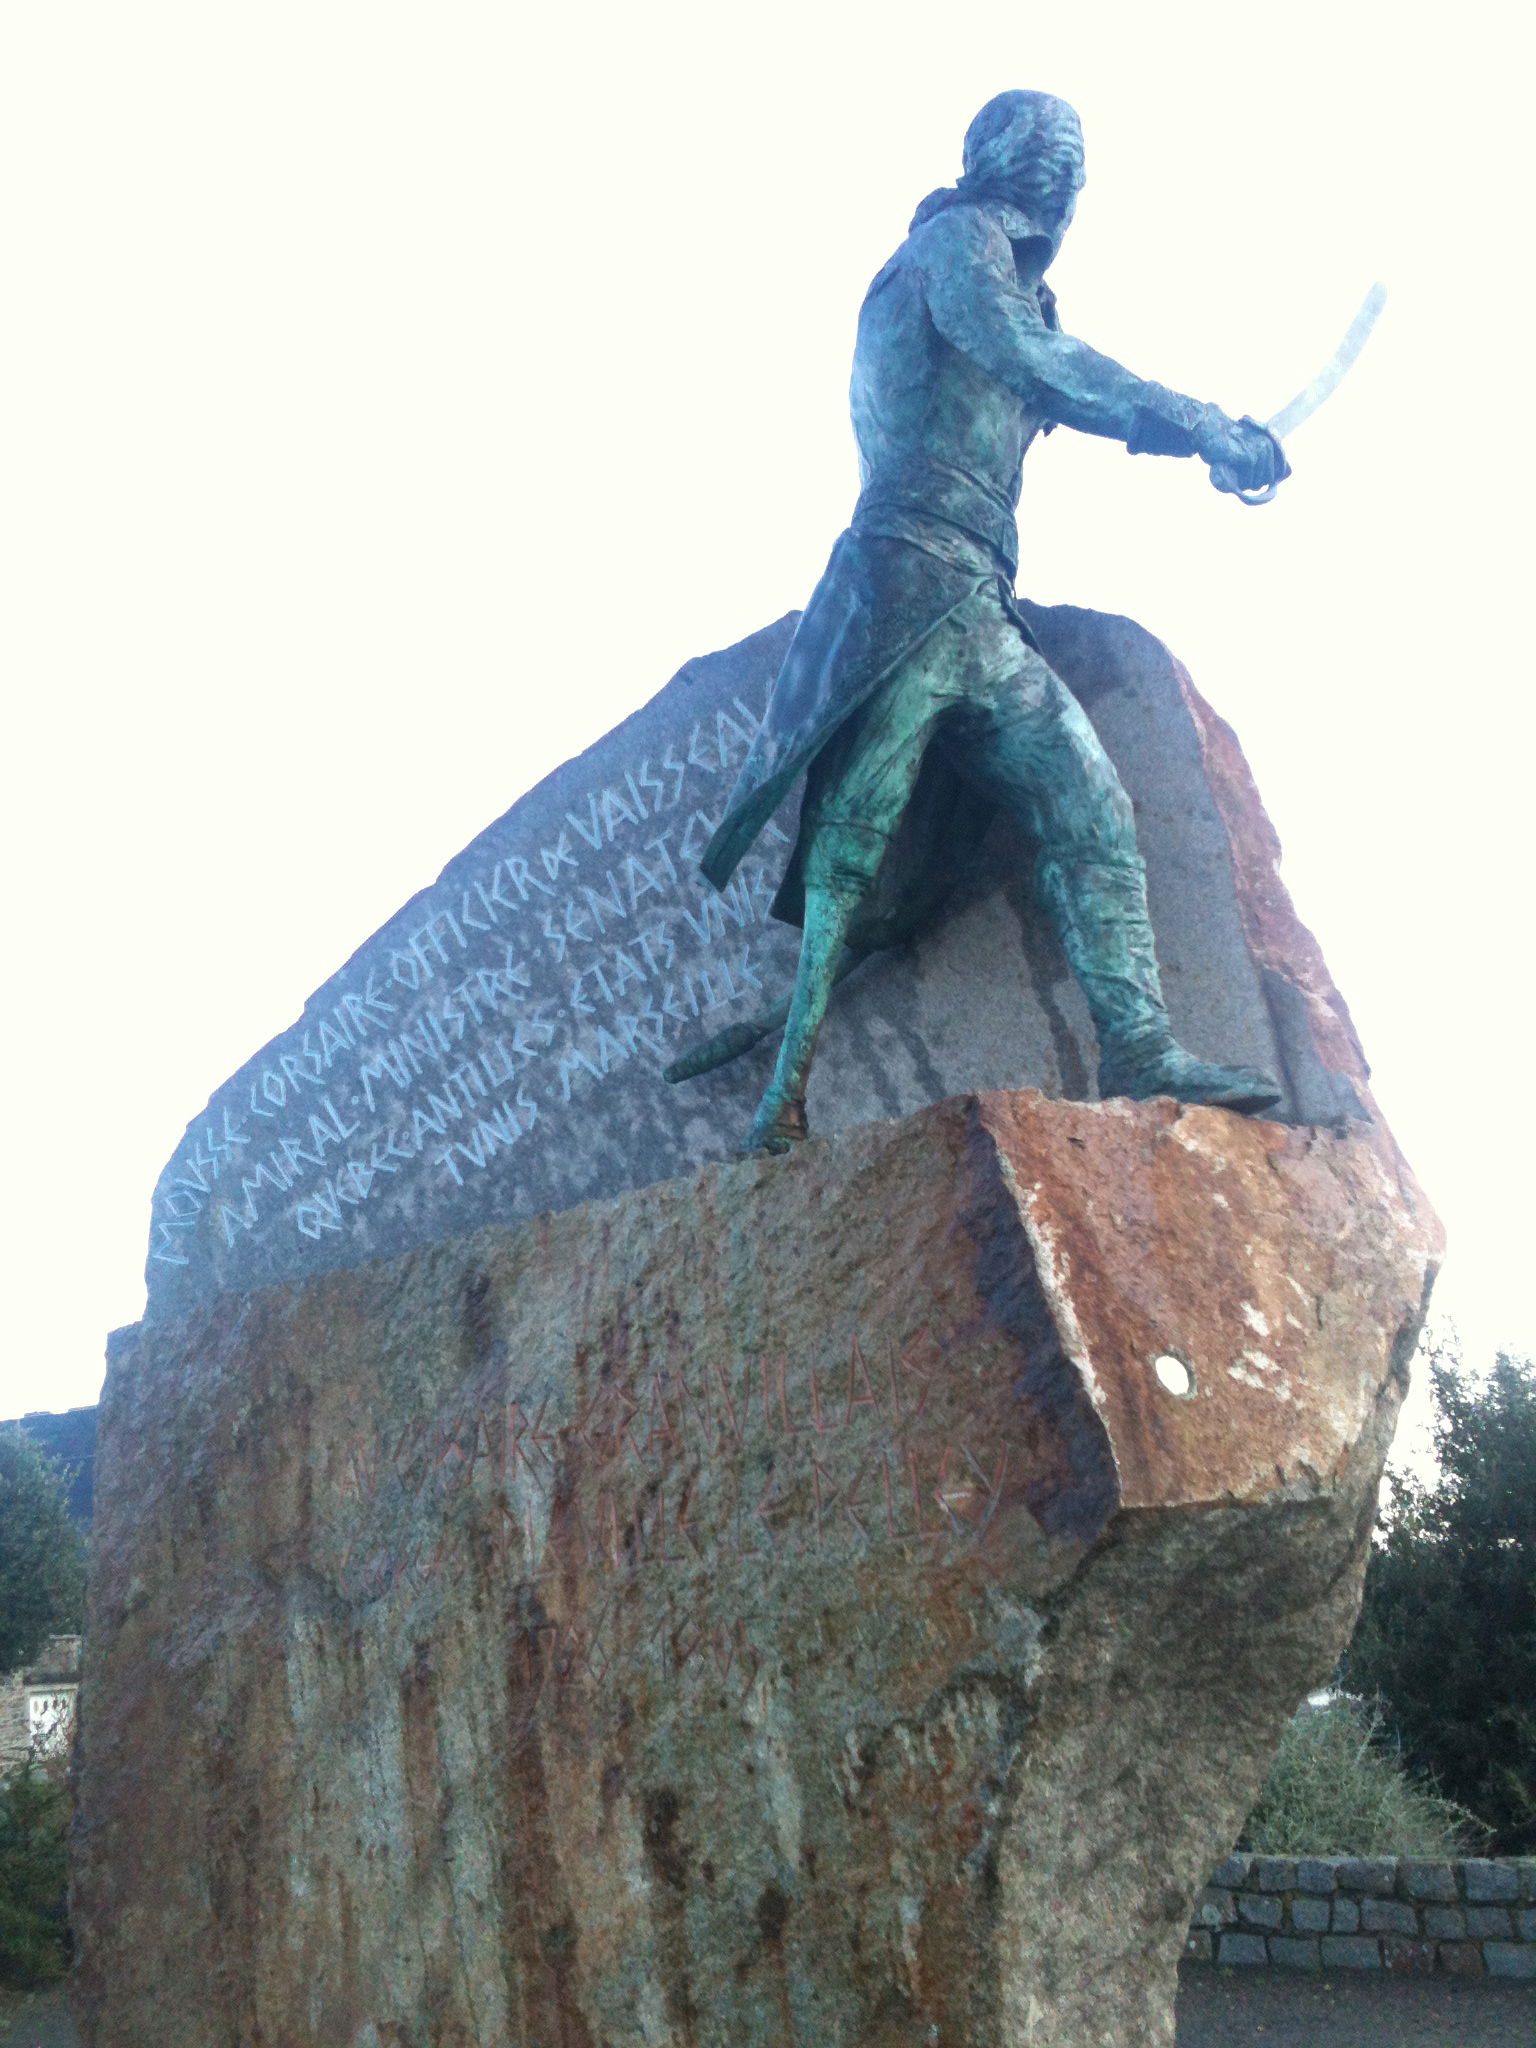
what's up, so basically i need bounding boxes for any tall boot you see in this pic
[1037,852,1281,1114]
[742,882,863,1154]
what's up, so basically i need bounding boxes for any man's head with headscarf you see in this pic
[962,92,1084,223]
[911,91,1085,256]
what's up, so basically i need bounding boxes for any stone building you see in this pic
[0,1634,81,1774]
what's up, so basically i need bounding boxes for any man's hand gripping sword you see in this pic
[1210,282,1388,505]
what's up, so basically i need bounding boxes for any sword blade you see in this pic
[1266,282,1387,444]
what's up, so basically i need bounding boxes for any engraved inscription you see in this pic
[324,1323,1023,1722]
[150,680,800,1288]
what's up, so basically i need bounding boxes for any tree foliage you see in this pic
[0,1433,85,1674]
[0,1764,71,1985]
[1347,1340,1536,1853]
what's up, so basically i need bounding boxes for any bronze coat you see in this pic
[700,193,1213,936]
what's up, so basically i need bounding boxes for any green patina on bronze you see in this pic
[667,91,1289,1154]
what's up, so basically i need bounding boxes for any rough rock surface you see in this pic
[75,1088,1438,2047]
[143,604,1363,1316]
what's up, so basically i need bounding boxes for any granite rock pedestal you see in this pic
[74,1083,1438,2046]
[80,605,1442,2043]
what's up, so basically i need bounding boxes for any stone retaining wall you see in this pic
[1185,1854,1536,1978]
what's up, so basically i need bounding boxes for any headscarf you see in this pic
[910,90,1085,248]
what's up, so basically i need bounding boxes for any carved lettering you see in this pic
[149,685,794,1279]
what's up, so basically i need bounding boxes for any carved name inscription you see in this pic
[326,1323,1021,1725]
[147,620,807,1311]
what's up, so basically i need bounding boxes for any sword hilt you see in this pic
[1208,416,1286,507]
[1210,471,1278,506]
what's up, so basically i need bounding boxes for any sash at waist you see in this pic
[853,458,1020,580]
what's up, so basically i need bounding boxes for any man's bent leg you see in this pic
[954,630,1281,1113]
[743,636,955,1154]
[745,875,865,1154]
[1036,853,1280,1110]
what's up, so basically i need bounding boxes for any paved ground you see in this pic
[2,1972,1530,2045]
[1175,1962,1536,2046]
[0,1990,75,2048]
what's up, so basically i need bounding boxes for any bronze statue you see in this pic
[680,91,1292,1155]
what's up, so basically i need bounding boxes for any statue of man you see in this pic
[698,90,1288,1155]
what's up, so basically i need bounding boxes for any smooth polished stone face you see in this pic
[142,604,1362,1317]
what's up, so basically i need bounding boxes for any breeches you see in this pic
[800,581,1137,897]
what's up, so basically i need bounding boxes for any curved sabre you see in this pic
[1214,281,1388,505]
[1268,281,1388,442]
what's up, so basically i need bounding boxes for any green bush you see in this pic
[1241,1695,1488,1858]
[0,1764,71,1986]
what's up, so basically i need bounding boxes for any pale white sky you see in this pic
[3,1,1530,1441]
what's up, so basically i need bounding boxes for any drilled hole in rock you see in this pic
[1153,1354,1194,1398]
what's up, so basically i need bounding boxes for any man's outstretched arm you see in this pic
[917,207,1283,489]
